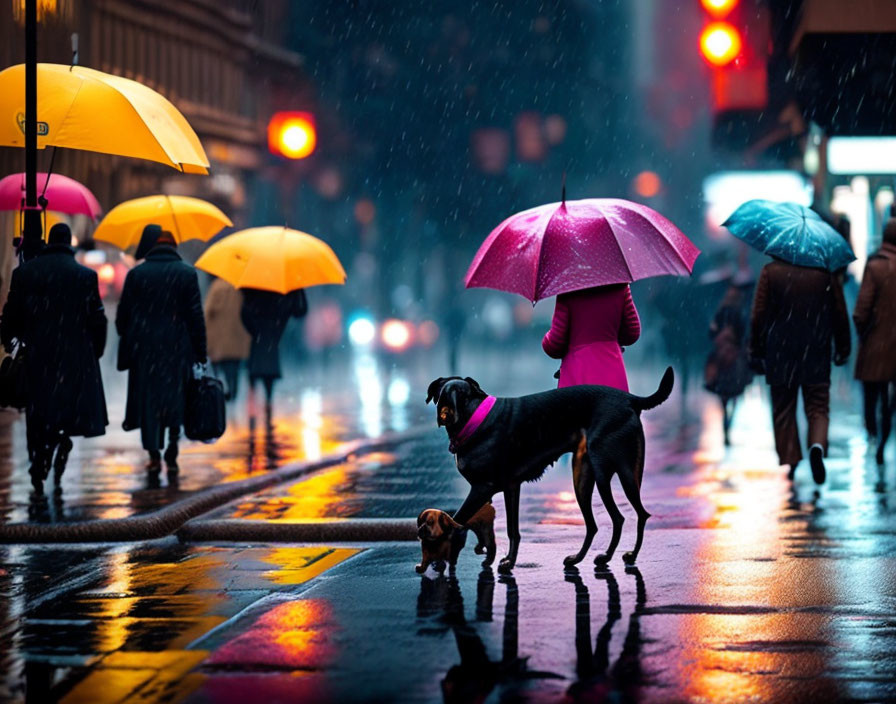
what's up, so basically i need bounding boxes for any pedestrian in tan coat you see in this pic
[204,277,251,401]
[750,259,851,484]
[853,219,896,465]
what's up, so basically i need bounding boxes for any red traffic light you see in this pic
[268,112,317,159]
[700,0,739,18]
[699,22,742,66]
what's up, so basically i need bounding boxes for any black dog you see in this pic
[426,368,674,573]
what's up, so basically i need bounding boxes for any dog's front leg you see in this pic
[453,485,494,526]
[498,484,520,574]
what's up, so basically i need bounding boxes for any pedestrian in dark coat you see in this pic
[0,223,107,493]
[853,219,896,465]
[116,226,207,475]
[240,288,307,405]
[750,259,851,483]
[704,277,754,446]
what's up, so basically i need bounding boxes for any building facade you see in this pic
[1,0,311,262]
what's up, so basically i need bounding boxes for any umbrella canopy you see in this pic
[0,172,101,218]
[94,195,232,250]
[0,63,209,174]
[465,198,700,302]
[195,226,346,294]
[722,200,856,272]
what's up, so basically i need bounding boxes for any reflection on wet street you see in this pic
[3,353,896,701]
[0,353,428,525]
[0,542,359,703]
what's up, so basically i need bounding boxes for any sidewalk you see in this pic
[179,384,896,704]
[0,344,561,527]
[5,352,896,702]
[0,351,431,526]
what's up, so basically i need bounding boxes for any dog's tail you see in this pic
[631,366,674,412]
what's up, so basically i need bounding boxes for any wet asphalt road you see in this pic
[2,349,896,702]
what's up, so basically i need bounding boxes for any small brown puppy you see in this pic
[416,504,497,574]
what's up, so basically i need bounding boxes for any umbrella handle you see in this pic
[40,146,57,201]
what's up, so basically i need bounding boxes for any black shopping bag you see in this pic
[184,375,226,442]
[0,345,27,410]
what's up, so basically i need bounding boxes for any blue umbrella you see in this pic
[722,200,856,272]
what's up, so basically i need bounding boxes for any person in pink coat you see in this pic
[542,284,641,391]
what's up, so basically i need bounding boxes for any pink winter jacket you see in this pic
[542,285,641,391]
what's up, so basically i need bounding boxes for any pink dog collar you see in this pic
[449,395,496,454]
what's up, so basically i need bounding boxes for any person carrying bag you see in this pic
[184,362,226,442]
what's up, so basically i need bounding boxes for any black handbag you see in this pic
[184,374,226,442]
[0,345,27,410]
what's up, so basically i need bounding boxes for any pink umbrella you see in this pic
[465,198,700,303]
[0,172,102,218]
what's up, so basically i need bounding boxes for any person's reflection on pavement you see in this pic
[264,412,279,470]
[566,565,647,701]
[27,491,49,523]
[27,486,64,523]
[244,402,280,473]
[247,413,256,473]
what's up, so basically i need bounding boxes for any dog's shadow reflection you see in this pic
[417,568,562,702]
[566,565,647,700]
[417,566,648,702]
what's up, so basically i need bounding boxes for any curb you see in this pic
[0,426,431,544]
[177,518,417,543]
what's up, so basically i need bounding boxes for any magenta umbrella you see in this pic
[465,198,700,303]
[0,172,102,218]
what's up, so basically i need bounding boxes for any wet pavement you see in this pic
[0,344,565,526]
[3,348,896,702]
[0,349,435,525]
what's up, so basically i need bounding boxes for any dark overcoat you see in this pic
[0,245,108,436]
[853,242,896,381]
[240,289,307,380]
[704,301,753,399]
[749,260,851,387]
[116,246,207,436]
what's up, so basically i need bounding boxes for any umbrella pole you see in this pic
[165,194,183,242]
[22,0,43,261]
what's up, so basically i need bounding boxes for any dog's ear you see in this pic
[439,511,463,532]
[417,509,429,527]
[426,378,447,405]
[463,377,486,398]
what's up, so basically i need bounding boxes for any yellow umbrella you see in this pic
[0,63,209,174]
[94,195,232,250]
[195,226,346,294]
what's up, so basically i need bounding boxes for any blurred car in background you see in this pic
[347,313,439,354]
[77,247,130,300]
